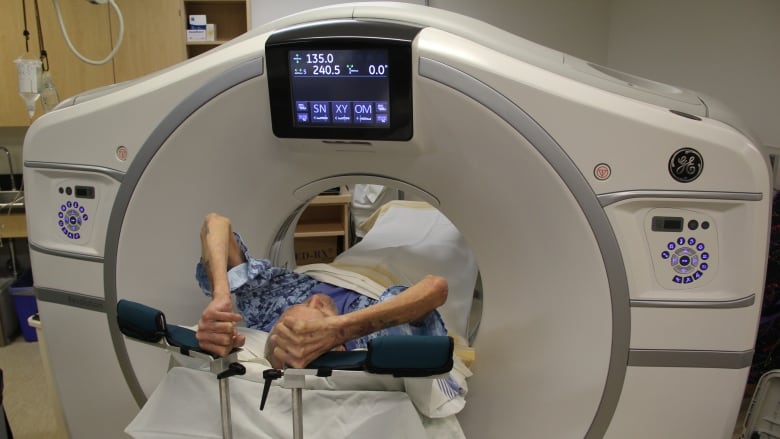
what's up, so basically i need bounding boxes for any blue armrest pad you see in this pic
[165,324,205,355]
[305,336,454,378]
[366,336,454,377]
[117,299,166,343]
[307,351,367,370]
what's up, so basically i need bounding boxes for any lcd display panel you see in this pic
[266,21,419,140]
[290,49,391,128]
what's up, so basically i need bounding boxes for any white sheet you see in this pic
[126,367,442,439]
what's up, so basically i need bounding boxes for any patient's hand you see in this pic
[196,295,246,357]
[269,314,345,369]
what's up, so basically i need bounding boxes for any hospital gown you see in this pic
[195,232,448,350]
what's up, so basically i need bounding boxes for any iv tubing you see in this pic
[51,0,124,65]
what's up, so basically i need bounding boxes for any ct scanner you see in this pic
[20,3,774,438]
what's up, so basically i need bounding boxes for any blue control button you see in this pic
[688,237,696,245]
[353,102,374,123]
[697,243,705,251]
[74,233,80,240]
[661,251,670,259]
[310,101,330,123]
[296,113,309,124]
[83,214,89,221]
[700,263,709,271]
[684,276,693,284]
[668,242,676,250]
[701,252,709,260]
[679,256,690,266]
[671,256,679,265]
[693,271,703,280]
[295,101,309,112]
[673,276,683,283]
[332,101,352,123]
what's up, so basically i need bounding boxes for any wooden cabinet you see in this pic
[294,193,352,265]
[183,0,250,58]
[0,214,28,239]
[112,0,188,83]
[0,0,187,126]
[0,0,114,126]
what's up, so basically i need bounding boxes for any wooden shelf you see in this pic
[294,193,352,265]
[295,222,346,238]
[183,0,248,59]
[186,40,231,46]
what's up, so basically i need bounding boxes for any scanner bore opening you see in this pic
[270,182,483,347]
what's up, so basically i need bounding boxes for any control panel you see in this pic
[55,182,97,242]
[645,208,717,289]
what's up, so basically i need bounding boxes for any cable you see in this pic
[51,0,124,65]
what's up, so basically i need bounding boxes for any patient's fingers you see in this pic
[271,319,337,367]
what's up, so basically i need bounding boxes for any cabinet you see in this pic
[183,0,250,58]
[294,193,352,265]
[0,214,28,239]
[0,1,188,126]
[112,0,187,83]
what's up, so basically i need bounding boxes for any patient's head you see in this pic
[264,294,340,368]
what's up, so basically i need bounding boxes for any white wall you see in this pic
[606,0,780,148]
[249,0,610,63]
[431,0,610,64]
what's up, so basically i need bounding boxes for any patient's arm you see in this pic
[196,213,247,357]
[268,275,448,368]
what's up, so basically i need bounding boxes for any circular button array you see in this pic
[58,200,89,240]
[660,236,711,284]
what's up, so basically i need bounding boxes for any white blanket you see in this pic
[126,367,441,439]
[126,328,468,438]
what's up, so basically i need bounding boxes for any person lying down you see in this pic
[195,213,450,370]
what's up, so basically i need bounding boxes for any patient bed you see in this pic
[123,202,477,438]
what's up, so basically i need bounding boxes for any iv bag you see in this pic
[40,71,60,113]
[14,57,42,118]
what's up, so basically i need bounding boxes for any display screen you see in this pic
[265,21,419,140]
[651,216,684,232]
[289,49,390,128]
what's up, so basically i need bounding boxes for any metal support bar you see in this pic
[292,388,303,439]
[219,378,232,439]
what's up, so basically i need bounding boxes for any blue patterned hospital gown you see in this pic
[195,233,447,350]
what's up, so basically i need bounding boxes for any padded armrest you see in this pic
[306,336,454,377]
[117,299,166,343]
[117,299,208,356]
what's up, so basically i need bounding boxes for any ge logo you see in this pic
[668,148,703,183]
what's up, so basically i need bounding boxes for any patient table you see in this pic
[21,2,774,438]
[116,298,457,439]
